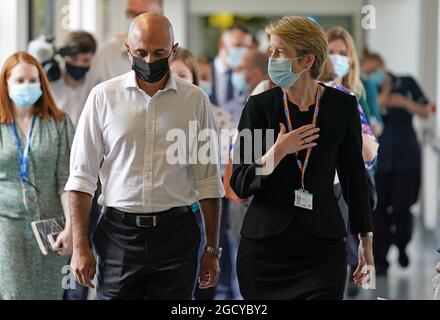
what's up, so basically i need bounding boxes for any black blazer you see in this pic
[230,85,373,240]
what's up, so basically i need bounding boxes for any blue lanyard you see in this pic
[10,116,36,185]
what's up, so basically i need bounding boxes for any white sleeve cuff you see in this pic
[194,175,225,201]
[64,172,98,197]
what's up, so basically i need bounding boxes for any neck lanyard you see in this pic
[283,87,321,191]
[10,116,36,185]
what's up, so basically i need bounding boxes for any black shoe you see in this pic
[398,248,409,268]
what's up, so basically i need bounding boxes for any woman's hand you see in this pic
[260,123,320,176]
[275,123,320,158]
[361,133,379,164]
[383,93,410,109]
[436,261,440,273]
[353,236,375,287]
[54,226,73,256]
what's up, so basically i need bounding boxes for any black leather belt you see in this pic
[103,206,191,228]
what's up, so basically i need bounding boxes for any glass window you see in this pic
[29,0,55,40]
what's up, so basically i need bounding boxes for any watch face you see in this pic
[205,246,222,257]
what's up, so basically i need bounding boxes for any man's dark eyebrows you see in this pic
[134,48,148,54]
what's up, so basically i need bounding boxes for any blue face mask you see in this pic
[199,80,213,97]
[329,54,350,79]
[232,72,249,94]
[368,70,385,87]
[227,47,248,70]
[9,84,43,108]
[268,56,310,89]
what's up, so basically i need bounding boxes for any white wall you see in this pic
[189,0,364,15]
[98,0,189,47]
[0,0,28,66]
[164,0,189,48]
[419,0,438,101]
[366,0,422,88]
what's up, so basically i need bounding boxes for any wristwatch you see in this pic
[358,232,374,240]
[204,245,223,259]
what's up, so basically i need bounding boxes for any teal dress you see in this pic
[0,116,74,300]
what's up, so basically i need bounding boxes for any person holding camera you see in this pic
[50,31,97,128]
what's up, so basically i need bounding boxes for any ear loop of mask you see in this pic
[292,55,313,75]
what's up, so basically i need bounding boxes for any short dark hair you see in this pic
[64,31,97,54]
[225,24,251,36]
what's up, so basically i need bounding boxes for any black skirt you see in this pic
[237,218,347,300]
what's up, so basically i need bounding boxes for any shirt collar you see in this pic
[124,70,178,93]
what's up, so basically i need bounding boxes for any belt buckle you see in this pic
[136,215,158,228]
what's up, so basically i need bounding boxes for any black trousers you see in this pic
[373,170,420,268]
[92,209,200,300]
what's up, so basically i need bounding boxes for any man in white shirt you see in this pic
[82,0,163,95]
[66,13,225,300]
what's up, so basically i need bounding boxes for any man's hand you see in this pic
[353,236,375,286]
[53,227,73,256]
[198,252,220,289]
[71,247,96,289]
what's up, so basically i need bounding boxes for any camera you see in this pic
[27,35,81,82]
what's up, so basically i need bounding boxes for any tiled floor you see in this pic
[347,216,440,300]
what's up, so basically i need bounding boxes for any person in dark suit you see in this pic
[230,16,375,300]
[362,51,432,275]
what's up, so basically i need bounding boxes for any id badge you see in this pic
[294,189,313,211]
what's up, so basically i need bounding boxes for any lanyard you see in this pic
[10,116,36,185]
[283,88,321,191]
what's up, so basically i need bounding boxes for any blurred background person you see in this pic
[232,49,269,98]
[210,24,253,125]
[360,48,384,138]
[50,31,97,128]
[323,26,379,298]
[0,52,74,299]
[362,51,433,275]
[197,56,215,98]
[327,27,379,132]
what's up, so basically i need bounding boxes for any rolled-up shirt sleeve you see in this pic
[64,87,104,196]
[192,94,225,201]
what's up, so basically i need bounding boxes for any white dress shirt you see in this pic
[65,71,225,214]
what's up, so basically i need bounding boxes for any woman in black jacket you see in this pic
[230,16,375,300]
